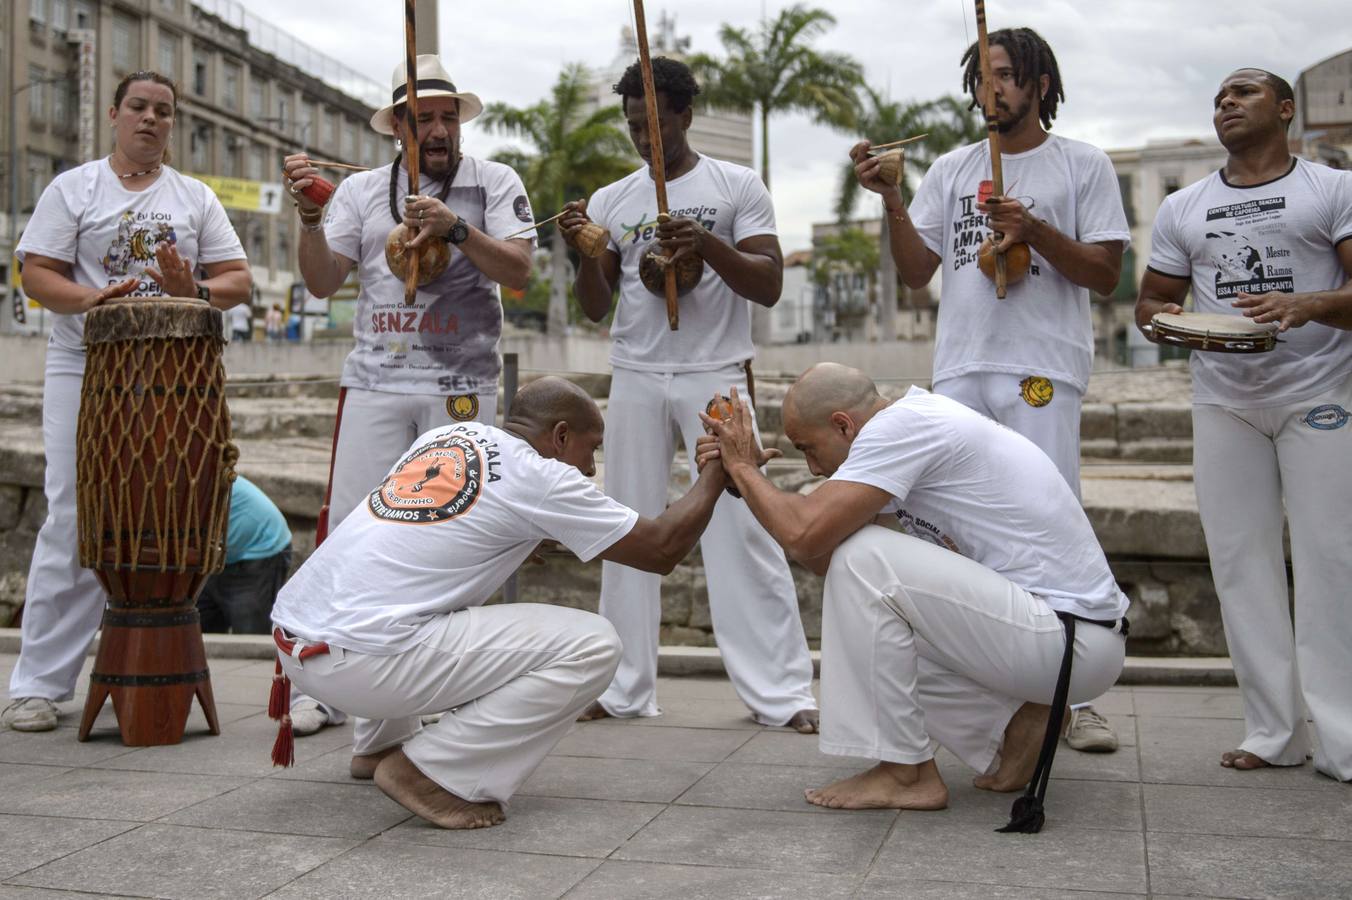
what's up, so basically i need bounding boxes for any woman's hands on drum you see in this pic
[82,277,140,312]
[145,242,197,297]
[1234,290,1316,332]
[282,153,325,217]
[559,199,592,250]
[402,194,459,250]
[849,141,903,206]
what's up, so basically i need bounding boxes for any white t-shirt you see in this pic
[909,135,1131,393]
[16,159,244,373]
[325,156,536,396]
[588,156,777,372]
[830,387,1128,620]
[1147,159,1352,408]
[271,422,638,654]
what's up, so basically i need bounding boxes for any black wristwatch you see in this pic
[447,220,470,245]
[195,283,211,302]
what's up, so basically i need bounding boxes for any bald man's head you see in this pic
[783,364,889,477]
[785,363,883,424]
[507,376,604,439]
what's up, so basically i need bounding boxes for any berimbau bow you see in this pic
[632,0,679,330]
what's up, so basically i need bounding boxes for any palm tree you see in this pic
[688,4,863,191]
[833,90,984,339]
[480,63,635,334]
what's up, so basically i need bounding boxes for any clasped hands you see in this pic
[696,386,782,486]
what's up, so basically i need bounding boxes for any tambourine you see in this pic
[385,224,452,286]
[1148,311,1278,354]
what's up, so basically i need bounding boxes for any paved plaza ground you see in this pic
[1,652,1349,899]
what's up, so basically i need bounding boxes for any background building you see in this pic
[3,0,384,333]
[1294,48,1352,168]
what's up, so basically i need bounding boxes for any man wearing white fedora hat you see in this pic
[281,55,537,750]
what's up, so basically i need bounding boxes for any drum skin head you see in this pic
[1152,311,1277,336]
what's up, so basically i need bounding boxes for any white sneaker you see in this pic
[1065,706,1119,752]
[289,700,331,737]
[2,697,58,732]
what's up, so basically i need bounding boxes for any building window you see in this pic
[50,0,69,31]
[159,32,180,80]
[222,133,241,177]
[74,0,95,28]
[27,154,50,211]
[275,92,290,126]
[52,80,70,131]
[1162,174,1181,199]
[1117,173,1136,228]
[28,67,47,122]
[193,48,210,97]
[249,78,265,119]
[191,121,212,172]
[247,144,266,181]
[30,0,47,25]
[222,63,240,112]
[342,121,357,161]
[323,109,338,149]
[111,13,139,74]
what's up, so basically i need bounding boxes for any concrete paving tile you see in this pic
[0,727,139,769]
[1049,739,1142,783]
[1133,689,1244,719]
[614,805,894,874]
[0,763,70,791]
[386,796,662,858]
[723,731,871,769]
[675,762,892,814]
[160,777,410,839]
[1084,689,1135,716]
[1144,782,1352,841]
[585,697,764,731]
[1138,715,1327,790]
[73,700,265,734]
[565,860,859,899]
[520,755,715,803]
[88,710,353,778]
[872,820,1147,893]
[938,778,1144,833]
[2,769,248,821]
[857,878,1145,899]
[0,887,144,899]
[9,823,357,900]
[0,815,137,882]
[269,745,361,785]
[1146,832,1352,898]
[651,678,743,702]
[268,839,599,900]
[551,723,752,763]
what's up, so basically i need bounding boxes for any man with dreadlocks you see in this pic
[849,27,1130,755]
[279,55,535,743]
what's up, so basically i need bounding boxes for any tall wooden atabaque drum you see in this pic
[75,297,238,745]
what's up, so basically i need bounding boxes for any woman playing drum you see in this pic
[2,71,251,734]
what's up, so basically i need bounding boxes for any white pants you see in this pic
[293,385,498,724]
[596,364,817,724]
[934,372,1083,499]
[280,603,619,805]
[819,526,1125,772]
[1192,375,1352,781]
[9,350,107,702]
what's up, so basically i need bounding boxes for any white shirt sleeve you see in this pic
[732,168,777,244]
[483,164,536,243]
[1146,194,1192,279]
[1075,150,1132,247]
[195,184,246,264]
[907,157,947,258]
[15,174,79,264]
[529,465,639,562]
[1329,169,1352,246]
[324,176,364,263]
[829,407,947,501]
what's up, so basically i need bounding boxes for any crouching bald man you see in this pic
[270,377,727,829]
[698,364,1128,828]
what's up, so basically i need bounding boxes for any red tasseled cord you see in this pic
[268,657,295,767]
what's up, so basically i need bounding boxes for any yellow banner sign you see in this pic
[190,175,285,214]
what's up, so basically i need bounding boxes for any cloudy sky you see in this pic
[232,0,1347,251]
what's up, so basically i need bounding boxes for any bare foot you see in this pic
[350,745,401,780]
[1220,749,1271,770]
[576,701,611,722]
[805,760,948,810]
[788,709,819,734]
[374,749,504,829]
[974,702,1050,792]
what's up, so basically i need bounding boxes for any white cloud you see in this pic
[231,0,1349,251]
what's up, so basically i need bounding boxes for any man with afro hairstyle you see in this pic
[559,56,818,732]
[848,27,1131,754]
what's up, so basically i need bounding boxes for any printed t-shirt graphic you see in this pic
[368,433,483,524]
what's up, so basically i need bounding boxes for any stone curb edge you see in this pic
[0,629,1236,687]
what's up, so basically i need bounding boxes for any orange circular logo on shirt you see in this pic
[367,434,483,524]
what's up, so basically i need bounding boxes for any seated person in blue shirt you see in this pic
[197,476,293,634]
